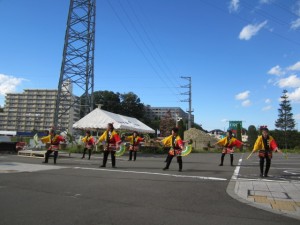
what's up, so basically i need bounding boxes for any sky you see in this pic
[0,0,300,131]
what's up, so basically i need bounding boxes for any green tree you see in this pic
[120,92,145,120]
[247,125,258,149]
[236,123,242,141]
[275,90,296,149]
[93,90,121,113]
[159,110,175,137]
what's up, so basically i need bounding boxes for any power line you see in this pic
[271,1,300,18]
[133,0,182,86]
[106,0,181,100]
[199,0,300,46]
[124,0,182,89]
[241,0,291,27]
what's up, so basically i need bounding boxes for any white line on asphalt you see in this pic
[235,177,300,183]
[73,167,227,181]
[247,162,300,165]
[231,156,243,180]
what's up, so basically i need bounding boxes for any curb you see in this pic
[226,169,300,221]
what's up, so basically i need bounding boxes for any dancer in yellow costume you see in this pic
[41,129,65,164]
[214,130,243,166]
[159,127,184,172]
[125,131,144,161]
[81,130,95,160]
[251,127,280,177]
[97,123,121,168]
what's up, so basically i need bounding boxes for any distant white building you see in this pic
[0,82,80,132]
[145,106,194,123]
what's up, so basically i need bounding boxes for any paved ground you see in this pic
[229,152,300,220]
[0,152,299,225]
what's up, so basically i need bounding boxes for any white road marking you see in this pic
[283,170,300,175]
[73,167,227,181]
[0,162,65,173]
[231,156,243,180]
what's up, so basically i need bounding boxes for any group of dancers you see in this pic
[41,123,281,177]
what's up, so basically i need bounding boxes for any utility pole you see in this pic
[54,0,96,131]
[180,76,193,130]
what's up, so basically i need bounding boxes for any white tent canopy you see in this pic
[73,108,155,133]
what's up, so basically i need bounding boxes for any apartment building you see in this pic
[0,88,80,132]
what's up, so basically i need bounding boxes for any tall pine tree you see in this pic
[236,123,242,141]
[275,89,295,149]
[247,125,258,149]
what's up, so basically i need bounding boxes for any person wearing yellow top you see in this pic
[97,123,121,168]
[252,127,280,177]
[125,131,144,161]
[158,127,184,172]
[81,130,95,160]
[214,130,243,166]
[42,129,65,164]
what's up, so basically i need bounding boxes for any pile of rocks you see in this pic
[184,128,219,150]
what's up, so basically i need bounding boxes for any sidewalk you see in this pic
[228,175,300,220]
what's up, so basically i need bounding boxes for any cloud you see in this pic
[239,20,268,40]
[221,118,228,123]
[235,90,250,100]
[277,75,300,88]
[229,0,240,13]
[265,98,271,104]
[0,74,25,96]
[288,87,300,102]
[292,0,300,17]
[262,105,272,111]
[287,61,300,71]
[267,65,285,76]
[242,99,251,107]
[291,18,300,30]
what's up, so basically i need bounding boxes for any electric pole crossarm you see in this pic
[180,76,192,129]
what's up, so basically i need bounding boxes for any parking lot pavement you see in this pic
[228,153,300,220]
[0,153,299,225]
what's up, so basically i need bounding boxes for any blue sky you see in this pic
[1,0,300,131]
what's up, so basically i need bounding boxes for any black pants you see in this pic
[165,154,182,170]
[129,151,137,161]
[82,148,92,159]
[44,150,58,164]
[220,153,234,165]
[102,150,116,167]
[260,155,271,176]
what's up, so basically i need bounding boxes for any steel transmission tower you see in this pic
[54,0,96,131]
[180,76,193,129]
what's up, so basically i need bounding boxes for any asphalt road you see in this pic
[238,151,300,181]
[0,153,299,225]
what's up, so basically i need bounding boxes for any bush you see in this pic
[140,146,168,154]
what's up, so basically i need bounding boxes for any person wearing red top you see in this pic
[43,129,65,164]
[158,127,184,172]
[125,131,144,161]
[214,130,243,166]
[252,127,280,177]
[81,130,95,160]
[97,123,121,168]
